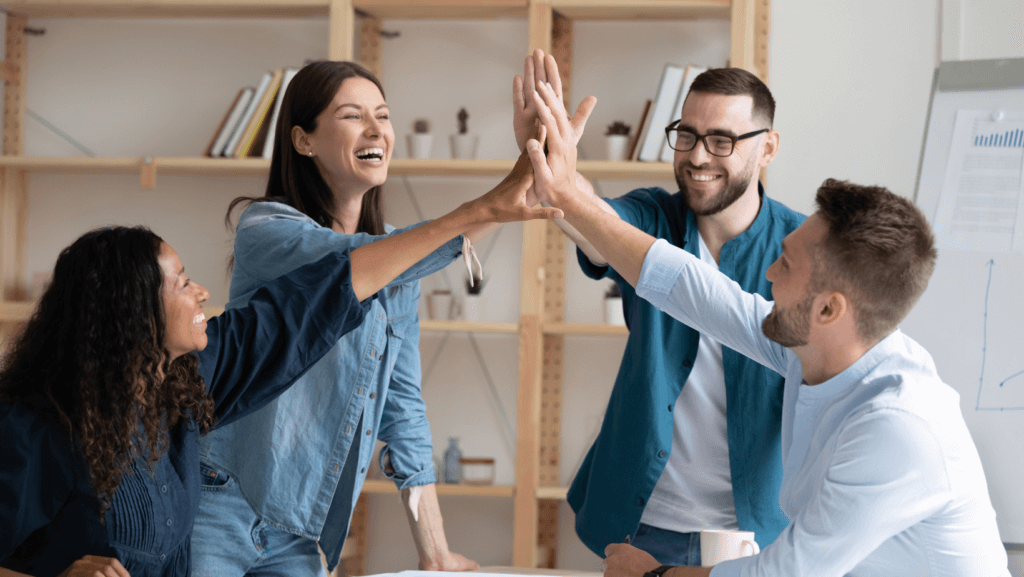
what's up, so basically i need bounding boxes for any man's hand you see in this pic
[513,49,596,152]
[526,80,591,212]
[57,556,131,577]
[419,550,480,572]
[603,543,660,577]
[462,145,563,224]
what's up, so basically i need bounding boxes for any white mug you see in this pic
[700,529,760,566]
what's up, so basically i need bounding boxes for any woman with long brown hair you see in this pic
[0,151,556,577]
[190,60,509,576]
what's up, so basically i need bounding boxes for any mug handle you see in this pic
[740,539,760,557]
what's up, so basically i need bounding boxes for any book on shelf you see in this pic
[235,68,284,158]
[223,71,272,157]
[659,63,707,162]
[637,63,685,162]
[204,88,244,157]
[208,86,255,158]
[260,67,299,159]
[626,99,652,161]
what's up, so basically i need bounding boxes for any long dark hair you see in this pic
[226,60,387,234]
[0,226,216,514]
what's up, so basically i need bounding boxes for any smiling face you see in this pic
[158,243,210,361]
[673,92,767,216]
[296,76,393,195]
[762,214,827,348]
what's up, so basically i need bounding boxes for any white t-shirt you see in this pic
[639,233,738,534]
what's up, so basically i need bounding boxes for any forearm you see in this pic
[546,173,618,265]
[401,484,451,568]
[0,569,33,577]
[350,210,474,301]
[465,222,501,244]
[666,566,713,577]
[561,194,656,287]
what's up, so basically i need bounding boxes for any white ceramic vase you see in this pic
[450,134,478,159]
[606,134,629,161]
[408,133,433,159]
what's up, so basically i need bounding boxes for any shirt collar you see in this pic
[798,329,906,399]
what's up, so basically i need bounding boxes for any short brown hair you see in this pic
[812,179,937,343]
[688,67,775,128]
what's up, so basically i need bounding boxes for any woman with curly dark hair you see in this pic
[0,152,558,577]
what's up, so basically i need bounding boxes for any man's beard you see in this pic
[762,290,815,348]
[675,157,756,216]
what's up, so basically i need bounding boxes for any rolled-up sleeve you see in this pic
[376,285,436,490]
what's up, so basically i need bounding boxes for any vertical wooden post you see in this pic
[513,6,553,566]
[533,13,573,570]
[753,0,770,83]
[328,0,355,62]
[729,0,756,74]
[357,16,383,80]
[1,13,29,304]
[341,495,370,576]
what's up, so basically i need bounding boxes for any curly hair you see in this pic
[0,226,217,515]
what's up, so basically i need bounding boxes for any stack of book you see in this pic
[204,67,300,159]
[627,63,707,162]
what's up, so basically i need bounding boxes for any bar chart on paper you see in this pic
[972,126,1024,147]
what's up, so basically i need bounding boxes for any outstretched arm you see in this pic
[348,149,561,301]
[402,484,479,571]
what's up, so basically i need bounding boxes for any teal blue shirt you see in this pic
[567,184,804,553]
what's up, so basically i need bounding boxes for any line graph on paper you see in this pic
[977,259,1024,411]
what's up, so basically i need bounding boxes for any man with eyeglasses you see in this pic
[512,54,804,566]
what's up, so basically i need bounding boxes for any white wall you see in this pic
[8,0,1024,573]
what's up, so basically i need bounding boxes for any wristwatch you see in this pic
[642,565,674,577]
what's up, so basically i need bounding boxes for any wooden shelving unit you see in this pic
[0,0,768,571]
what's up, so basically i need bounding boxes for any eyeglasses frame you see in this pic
[664,120,769,157]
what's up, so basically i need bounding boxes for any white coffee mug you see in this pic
[700,529,760,566]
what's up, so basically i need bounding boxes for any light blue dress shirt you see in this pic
[636,239,1010,576]
[197,201,462,569]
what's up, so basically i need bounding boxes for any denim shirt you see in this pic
[568,185,804,554]
[0,251,369,577]
[197,201,462,568]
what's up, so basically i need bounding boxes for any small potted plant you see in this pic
[450,107,478,160]
[463,273,484,322]
[408,118,432,159]
[606,120,631,161]
[604,282,625,326]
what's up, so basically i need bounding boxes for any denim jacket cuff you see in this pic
[378,447,437,490]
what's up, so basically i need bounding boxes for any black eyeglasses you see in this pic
[664,120,768,157]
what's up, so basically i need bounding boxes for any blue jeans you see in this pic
[190,465,327,577]
[631,523,702,566]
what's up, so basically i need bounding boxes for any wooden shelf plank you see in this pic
[354,0,527,19]
[361,479,515,497]
[1,0,330,18]
[0,157,674,181]
[543,322,628,336]
[536,486,568,500]
[420,320,519,333]
[551,0,730,20]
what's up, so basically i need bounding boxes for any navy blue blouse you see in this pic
[0,250,369,577]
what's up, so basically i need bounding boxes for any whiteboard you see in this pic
[906,58,1024,544]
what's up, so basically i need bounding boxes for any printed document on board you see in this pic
[933,109,1024,253]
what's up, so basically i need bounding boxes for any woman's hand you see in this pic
[57,556,131,577]
[512,49,595,152]
[460,149,564,224]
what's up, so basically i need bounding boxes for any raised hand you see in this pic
[525,80,587,211]
[512,49,596,152]
[461,148,563,224]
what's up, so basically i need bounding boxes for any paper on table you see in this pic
[363,572,549,577]
[933,109,1024,253]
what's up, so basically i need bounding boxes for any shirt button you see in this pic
[160,554,166,561]
[379,354,384,361]
[668,405,673,412]
[366,429,372,435]
[166,518,172,527]
[161,485,167,493]
[370,393,376,399]
[658,450,667,459]
[636,497,645,506]
[360,468,366,473]
[683,359,692,367]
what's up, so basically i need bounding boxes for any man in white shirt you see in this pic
[522,80,1011,576]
